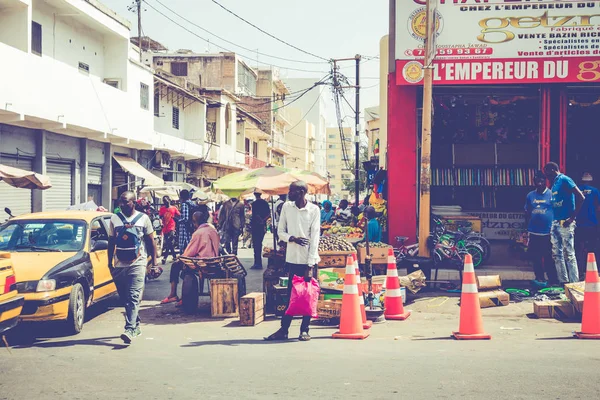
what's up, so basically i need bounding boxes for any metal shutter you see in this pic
[88,165,103,185]
[45,161,73,210]
[0,157,33,216]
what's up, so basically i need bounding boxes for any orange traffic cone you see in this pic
[575,253,600,339]
[333,254,370,340]
[384,248,411,321]
[353,253,372,329]
[452,254,491,340]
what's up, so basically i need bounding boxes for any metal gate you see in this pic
[45,161,73,211]
[0,157,33,216]
[88,165,103,185]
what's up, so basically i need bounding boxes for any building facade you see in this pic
[326,127,353,201]
[286,108,316,171]
[0,0,206,214]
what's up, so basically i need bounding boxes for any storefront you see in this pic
[388,0,600,247]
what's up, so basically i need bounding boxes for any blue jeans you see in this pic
[551,221,579,283]
[112,264,145,331]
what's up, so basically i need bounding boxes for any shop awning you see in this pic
[113,155,164,186]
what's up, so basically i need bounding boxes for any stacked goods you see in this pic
[356,242,392,264]
[476,275,509,308]
[322,225,363,239]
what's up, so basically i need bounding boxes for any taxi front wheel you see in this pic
[66,283,86,334]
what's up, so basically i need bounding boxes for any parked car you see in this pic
[0,211,117,334]
[0,252,24,334]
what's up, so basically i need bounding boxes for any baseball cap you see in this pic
[582,172,593,182]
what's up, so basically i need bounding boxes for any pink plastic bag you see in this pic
[285,275,320,318]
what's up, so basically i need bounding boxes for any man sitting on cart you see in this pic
[161,206,220,306]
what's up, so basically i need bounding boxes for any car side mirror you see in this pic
[91,240,109,252]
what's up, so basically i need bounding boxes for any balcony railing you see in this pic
[245,154,267,169]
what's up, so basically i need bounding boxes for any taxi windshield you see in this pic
[0,220,86,252]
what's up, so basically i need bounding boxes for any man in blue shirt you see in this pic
[575,172,600,277]
[544,162,586,284]
[524,171,557,285]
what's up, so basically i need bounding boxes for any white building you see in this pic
[0,0,204,213]
[284,78,329,177]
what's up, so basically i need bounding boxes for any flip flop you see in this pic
[160,296,179,304]
[175,300,183,308]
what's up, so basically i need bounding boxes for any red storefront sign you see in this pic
[396,57,600,85]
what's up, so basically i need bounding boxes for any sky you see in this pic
[99,0,388,127]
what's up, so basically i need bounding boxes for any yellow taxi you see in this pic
[0,252,24,334]
[0,211,117,334]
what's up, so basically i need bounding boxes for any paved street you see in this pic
[1,246,598,400]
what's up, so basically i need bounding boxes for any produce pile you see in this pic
[356,242,389,248]
[322,225,363,239]
[318,236,355,252]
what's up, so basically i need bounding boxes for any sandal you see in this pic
[175,300,183,308]
[160,296,179,304]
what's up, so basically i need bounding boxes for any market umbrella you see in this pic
[212,165,330,198]
[0,164,52,190]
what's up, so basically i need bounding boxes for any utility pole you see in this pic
[137,0,142,62]
[354,55,361,208]
[417,0,438,257]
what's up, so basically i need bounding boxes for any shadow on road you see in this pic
[411,336,455,341]
[12,336,129,350]
[535,336,577,340]
[181,337,329,347]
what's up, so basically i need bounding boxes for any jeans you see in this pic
[251,226,266,267]
[281,263,313,334]
[112,264,145,331]
[161,231,177,261]
[527,233,557,284]
[551,221,579,284]
[222,229,241,255]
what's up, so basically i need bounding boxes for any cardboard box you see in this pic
[565,281,585,313]
[533,300,576,320]
[478,290,509,308]
[317,268,346,291]
[477,275,502,290]
[357,246,392,264]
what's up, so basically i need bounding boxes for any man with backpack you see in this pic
[109,191,158,344]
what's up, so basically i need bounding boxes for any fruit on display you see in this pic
[318,236,355,252]
[322,224,363,237]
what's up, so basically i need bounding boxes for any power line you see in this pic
[147,0,328,66]
[210,0,330,62]
[143,1,330,74]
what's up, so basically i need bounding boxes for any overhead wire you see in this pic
[143,0,330,74]
[147,0,328,66]
[210,0,330,62]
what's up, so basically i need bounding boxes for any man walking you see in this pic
[109,191,158,344]
[576,172,600,277]
[544,162,586,284]
[159,196,180,264]
[525,171,557,286]
[218,197,245,255]
[178,190,195,255]
[265,181,320,342]
[250,192,270,269]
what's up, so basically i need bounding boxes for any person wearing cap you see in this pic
[524,171,557,286]
[576,172,600,277]
[543,162,586,284]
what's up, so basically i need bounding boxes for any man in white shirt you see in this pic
[265,181,320,342]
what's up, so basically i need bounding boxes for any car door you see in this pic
[89,218,116,301]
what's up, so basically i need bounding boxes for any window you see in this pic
[32,21,42,56]
[0,220,86,252]
[330,184,336,189]
[172,107,180,129]
[154,92,160,116]
[171,62,188,76]
[328,134,336,139]
[237,62,257,95]
[78,62,89,75]
[252,142,258,157]
[328,144,335,149]
[328,155,335,159]
[140,83,149,110]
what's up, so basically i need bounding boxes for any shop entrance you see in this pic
[566,88,600,184]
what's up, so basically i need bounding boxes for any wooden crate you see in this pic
[317,299,342,319]
[210,279,239,318]
[240,292,265,326]
[318,251,353,268]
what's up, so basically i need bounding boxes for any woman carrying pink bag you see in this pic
[264,182,321,342]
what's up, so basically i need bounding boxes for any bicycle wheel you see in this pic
[467,235,491,264]
[464,244,484,268]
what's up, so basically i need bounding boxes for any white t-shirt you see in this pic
[109,211,154,268]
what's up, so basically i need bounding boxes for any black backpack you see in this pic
[115,213,144,262]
